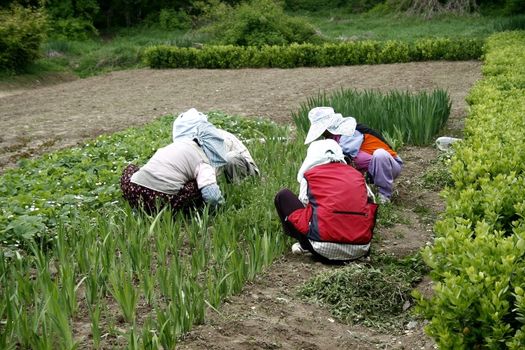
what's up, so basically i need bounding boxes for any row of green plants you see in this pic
[0,188,290,349]
[415,30,525,348]
[292,88,451,148]
[0,85,453,347]
[144,37,483,69]
[0,113,300,349]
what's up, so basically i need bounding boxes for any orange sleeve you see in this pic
[360,134,398,158]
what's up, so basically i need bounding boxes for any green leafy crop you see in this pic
[0,112,281,251]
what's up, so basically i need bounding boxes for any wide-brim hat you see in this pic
[304,107,356,144]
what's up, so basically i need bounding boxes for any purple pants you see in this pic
[354,149,402,199]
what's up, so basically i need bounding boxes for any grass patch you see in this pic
[299,12,516,42]
[376,201,406,228]
[421,153,453,191]
[298,253,429,331]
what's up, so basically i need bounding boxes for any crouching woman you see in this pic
[120,122,227,215]
[274,139,378,264]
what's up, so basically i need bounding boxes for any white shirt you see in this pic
[131,139,217,195]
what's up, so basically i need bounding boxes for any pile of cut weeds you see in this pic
[298,253,429,331]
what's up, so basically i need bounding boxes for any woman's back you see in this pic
[131,139,208,195]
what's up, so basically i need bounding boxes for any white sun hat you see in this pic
[304,107,357,144]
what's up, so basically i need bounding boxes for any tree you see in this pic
[406,0,479,17]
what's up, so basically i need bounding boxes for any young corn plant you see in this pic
[140,316,161,350]
[88,304,102,349]
[108,265,138,324]
[155,305,177,349]
[47,282,77,350]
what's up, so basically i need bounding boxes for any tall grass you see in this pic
[292,88,451,148]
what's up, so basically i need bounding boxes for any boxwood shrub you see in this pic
[415,31,525,349]
[144,37,483,69]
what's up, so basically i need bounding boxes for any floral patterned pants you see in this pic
[120,164,204,215]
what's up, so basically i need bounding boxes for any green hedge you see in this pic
[415,31,525,349]
[144,37,483,69]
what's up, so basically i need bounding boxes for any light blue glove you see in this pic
[200,184,225,208]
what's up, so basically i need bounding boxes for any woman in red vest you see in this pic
[274,139,378,263]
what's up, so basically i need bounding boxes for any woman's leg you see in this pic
[120,164,169,214]
[274,189,314,251]
[169,180,204,213]
[120,164,143,208]
[368,149,402,200]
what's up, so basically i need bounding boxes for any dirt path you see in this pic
[176,145,443,350]
[0,61,480,172]
[1,62,481,349]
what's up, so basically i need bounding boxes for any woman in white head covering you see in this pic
[274,139,378,263]
[173,108,260,183]
[304,106,403,204]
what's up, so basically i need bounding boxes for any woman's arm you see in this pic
[298,178,308,205]
[195,163,224,207]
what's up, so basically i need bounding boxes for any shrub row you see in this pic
[415,31,525,349]
[144,37,483,69]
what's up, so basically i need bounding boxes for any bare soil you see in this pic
[0,61,482,349]
[0,61,479,172]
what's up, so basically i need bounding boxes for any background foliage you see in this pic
[1,0,523,74]
[0,5,48,71]
[198,0,321,46]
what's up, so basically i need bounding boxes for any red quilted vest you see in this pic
[287,162,377,244]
